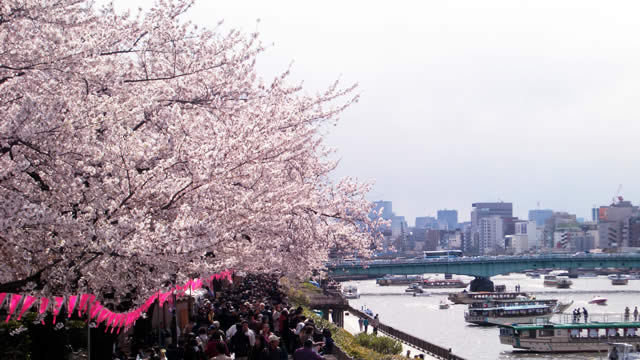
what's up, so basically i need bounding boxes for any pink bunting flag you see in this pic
[0,293,7,309]
[39,297,49,324]
[67,295,78,318]
[158,291,171,307]
[77,294,90,316]
[5,294,22,322]
[17,295,37,320]
[141,293,157,312]
[97,308,109,324]
[90,303,103,320]
[52,297,64,324]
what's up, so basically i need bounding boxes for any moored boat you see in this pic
[422,279,467,288]
[448,291,528,305]
[543,275,558,286]
[439,301,450,309]
[556,279,573,289]
[376,274,423,286]
[465,304,553,326]
[405,283,422,292]
[526,272,541,278]
[612,274,630,285]
[499,321,640,353]
[342,285,359,299]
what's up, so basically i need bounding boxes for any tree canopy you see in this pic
[0,0,379,306]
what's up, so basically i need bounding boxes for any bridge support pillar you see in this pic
[470,276,494,292]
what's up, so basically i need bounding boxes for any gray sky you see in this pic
[116,0,640,224]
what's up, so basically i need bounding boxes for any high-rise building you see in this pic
[471,202,513,230]
[437,209,458,230]
[372,201,393,220]
[415,216,438,229]
[471,202,512,254]
[479,216,504,253]
[528,209,553,227]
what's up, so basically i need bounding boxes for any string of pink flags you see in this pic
[0,269,233,334]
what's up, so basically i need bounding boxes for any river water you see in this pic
[344,273,640,360]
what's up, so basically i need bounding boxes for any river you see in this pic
[344,273,640,359]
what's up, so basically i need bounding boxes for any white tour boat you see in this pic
[499,321,640,353]
[448,291,528,304]
[342,285,359,299]
[465,303,553,326]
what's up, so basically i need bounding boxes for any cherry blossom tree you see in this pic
[0,0,380,306]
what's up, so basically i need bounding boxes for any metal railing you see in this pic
[347,306,466,360]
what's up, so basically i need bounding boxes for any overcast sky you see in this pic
[116,0,640,224]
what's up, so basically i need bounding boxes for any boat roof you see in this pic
[472,304,550,311]
[500,322,640,330]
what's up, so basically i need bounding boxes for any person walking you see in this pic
[576,308,581,322]
[634,306,639,321]
[582,307,588,323]
[372,314,380,335]
[363,317,369,333]
[625,306,631,321]
[357,317,364,332]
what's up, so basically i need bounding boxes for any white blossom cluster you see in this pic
[0,0,385,306]
[9,325,28,336]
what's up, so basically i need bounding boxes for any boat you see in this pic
[439,301,450,310]
[555,300,574,314]
[342,285,359,299]
[448,291,529,305]
[465,304,553,326]
[556,279,573,289]
[543,275,558,286]
[589,296,608,305]
[579,272,597,278]
[405,283,422,292]
[612,275,630,285]
[469,298,571,314]
[526,272,541,278]
[362,307,374,316]
[376,274,423,286]
[412,287,431,297]
[422,279,467,288]
[608,343,640,360]
[499,321,640,353]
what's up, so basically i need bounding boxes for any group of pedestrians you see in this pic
[132,274,334,360]
[357,313,380,335]
[624,306,639,321]
[572,307,589,323]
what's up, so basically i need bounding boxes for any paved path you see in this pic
[341,310,438,359]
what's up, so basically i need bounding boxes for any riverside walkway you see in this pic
[346,306,466,360]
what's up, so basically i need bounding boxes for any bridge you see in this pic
[327,253,640,291]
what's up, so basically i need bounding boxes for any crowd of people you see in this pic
[131,274,334,360]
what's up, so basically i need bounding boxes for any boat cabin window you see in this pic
[538,329,555,337]
[625,328,636,336]
[499,328,514,336]
[588,329,599,338]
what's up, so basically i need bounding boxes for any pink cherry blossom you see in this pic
[0,0,383,307]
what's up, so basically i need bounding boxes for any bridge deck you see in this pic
[328,253,640,278]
